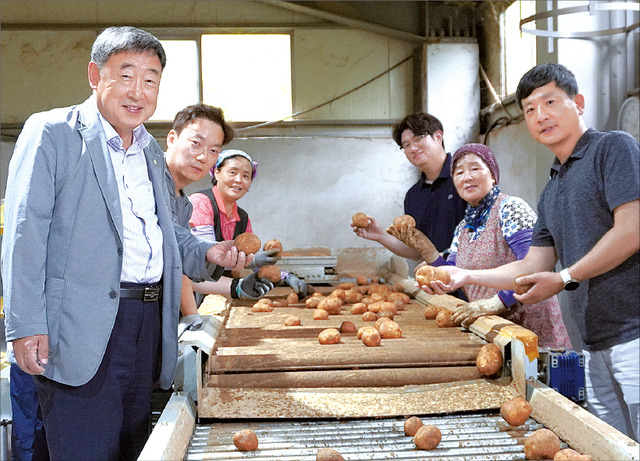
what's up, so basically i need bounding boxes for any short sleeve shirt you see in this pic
[532,128,640,350]
[404,154,467,252]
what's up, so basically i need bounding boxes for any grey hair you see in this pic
[91,26,166,70]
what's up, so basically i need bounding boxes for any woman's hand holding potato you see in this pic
[415,264,465,294]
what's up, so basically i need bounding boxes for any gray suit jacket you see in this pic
[2,97,212,388]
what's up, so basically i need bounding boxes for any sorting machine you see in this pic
[139,260,640,461]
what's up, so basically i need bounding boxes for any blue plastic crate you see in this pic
[548,350,586,402]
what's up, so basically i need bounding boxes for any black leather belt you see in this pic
[120,285,162,302]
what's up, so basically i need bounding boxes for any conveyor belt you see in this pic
[185,412,561,460]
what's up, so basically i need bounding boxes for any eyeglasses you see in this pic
[400,134,428,152]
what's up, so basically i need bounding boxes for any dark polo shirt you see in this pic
[404,153,467,253]
[532,128,640,351]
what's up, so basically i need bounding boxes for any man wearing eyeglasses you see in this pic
[353,112,467,263]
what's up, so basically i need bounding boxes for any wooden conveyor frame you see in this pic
[139,262,639,461]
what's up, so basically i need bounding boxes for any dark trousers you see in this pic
[10,364,49,461]
[35,295,161,461]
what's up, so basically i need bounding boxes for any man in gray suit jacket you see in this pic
[2,26,249,460]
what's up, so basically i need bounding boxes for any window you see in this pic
[152,40,199,121]
[504,0,537,96]
[151,34,292,122]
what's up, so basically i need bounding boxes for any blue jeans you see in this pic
[35,296,161,461]
[9,364,48,461]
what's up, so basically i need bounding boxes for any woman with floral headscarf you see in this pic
[411,143,571,348]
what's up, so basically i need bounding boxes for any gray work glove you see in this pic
[285,274,308,297]
[180,314,204,331]
[451,294,507,329]
[236,272,274,299]
[249,248,281,268]
[387,225,440,263]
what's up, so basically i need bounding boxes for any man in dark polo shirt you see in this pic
[353,112,466,261]
[421,64,639,441]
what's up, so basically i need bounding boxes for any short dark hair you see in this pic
[91,26,167,70]
[392,112,445,149]
[171,104,235,146]
[516,63,579,109]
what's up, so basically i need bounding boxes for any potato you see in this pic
[393,214,416,229]
[513,274,534,295]
[476,343,503,376]
[524,428,561,460]
[284,315,301,326]
[357,325,376,339]
[379,311,394,320]
[374,317,392,330]
[232,429,258,451]
[339,321,357,333]
[500,395,532,426]
[306,296,323,309]
[344,289,363,304]
[362,311,378,322]
[337,282,356,290]
[352,212,369,228]
[379,301,398,316]
[234,233,261,255]
[361,327,381,347]
[318,296,342,315]
[318,328,341,345]
[286,292,299,305]
[263,239,283,256]
[435,309,456,328]
[316,448,344,461]
[271,299,287,307]
[424,305,440,319]
[378,320,402,338]
[351,303,367,315]
[414,425,441,450]
[554,448,593,461]
[256,298,273,306]
[370,292,386,302]
[251,303,273,313]
[415,265,451,286]
[313,309,329,320]
[371,276,381,284]
[404,416,424,436]
[258,265,281,283]
[388,292,410,305]
[356,275,368,286]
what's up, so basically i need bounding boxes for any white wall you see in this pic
[182,135,419,276]
[424,41,481,154]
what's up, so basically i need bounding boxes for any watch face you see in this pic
[565,280,580,291]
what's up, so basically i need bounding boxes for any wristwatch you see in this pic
[559,268,580,291]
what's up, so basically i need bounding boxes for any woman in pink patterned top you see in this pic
[189,149,308,296]
[425,143,571,348]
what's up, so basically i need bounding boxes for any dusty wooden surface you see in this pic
[199,378,516,419]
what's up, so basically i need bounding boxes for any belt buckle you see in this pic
[143,286,161,302]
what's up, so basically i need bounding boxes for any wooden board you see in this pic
[199,378,516,419]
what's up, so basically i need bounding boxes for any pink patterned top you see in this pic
[455,193,572,348]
